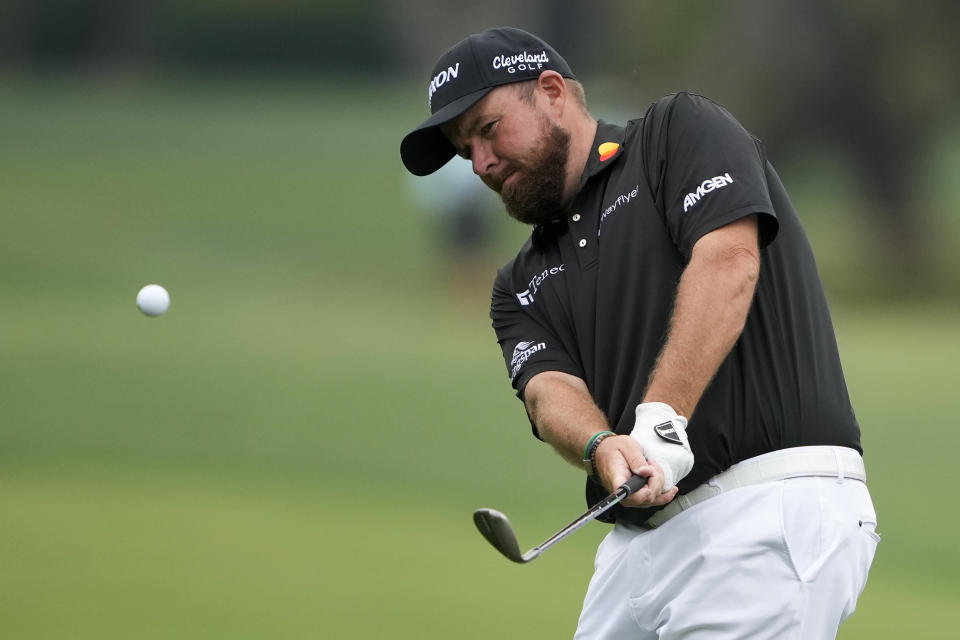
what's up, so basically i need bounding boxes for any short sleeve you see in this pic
[642,92,779,257]
[490,265,583,399]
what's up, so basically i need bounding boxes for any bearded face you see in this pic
[441,83,575,226]
[495,113,572,225]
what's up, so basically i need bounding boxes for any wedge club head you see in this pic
[473,508,540,563]
[472,475,647,564]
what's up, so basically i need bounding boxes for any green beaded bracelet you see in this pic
[582,430,616,477]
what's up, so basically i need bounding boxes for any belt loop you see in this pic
[833,447,845,483]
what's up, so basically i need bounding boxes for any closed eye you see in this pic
[451,119,498,160]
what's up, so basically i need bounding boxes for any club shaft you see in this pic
[531,475,646,557]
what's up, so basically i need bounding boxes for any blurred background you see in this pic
[1,1,958,638]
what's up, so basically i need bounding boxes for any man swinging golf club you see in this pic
[401,27,879,639]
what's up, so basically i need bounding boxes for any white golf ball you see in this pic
[136,284,170,317]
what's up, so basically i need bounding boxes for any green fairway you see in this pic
[1,77,958,638]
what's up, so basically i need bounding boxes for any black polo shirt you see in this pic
[490,92,861,526]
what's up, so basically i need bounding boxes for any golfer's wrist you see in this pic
[582,430,616,477]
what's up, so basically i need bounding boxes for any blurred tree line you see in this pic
[2,0,957,297]
[612,0,960,298]
[0,0,396,71]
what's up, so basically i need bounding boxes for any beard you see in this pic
[498,116,571,225]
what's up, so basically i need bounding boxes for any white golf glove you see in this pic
[630,402,694,492]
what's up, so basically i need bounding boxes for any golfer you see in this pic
[401,27,879,639]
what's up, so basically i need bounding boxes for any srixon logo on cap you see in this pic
[428,62,461,107]
[654,421,683,444]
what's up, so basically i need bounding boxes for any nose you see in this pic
[471,140,497,178]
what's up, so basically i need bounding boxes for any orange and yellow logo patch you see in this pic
[598,142,619,162]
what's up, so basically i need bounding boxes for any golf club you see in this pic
[473,474,648,564]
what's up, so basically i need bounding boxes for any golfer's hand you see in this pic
[630,402,694,492]
[593,435,678,508]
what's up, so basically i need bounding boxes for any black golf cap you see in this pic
[400,27,576,176]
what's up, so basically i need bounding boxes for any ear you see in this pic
[536,71,567,116]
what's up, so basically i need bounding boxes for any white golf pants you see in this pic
[574,476,879,639]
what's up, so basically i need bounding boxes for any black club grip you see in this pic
[622,474,648,495]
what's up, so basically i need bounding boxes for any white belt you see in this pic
[646,446,866,529]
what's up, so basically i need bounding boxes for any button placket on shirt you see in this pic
[568,191,600,269]
[572,213,587,248]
